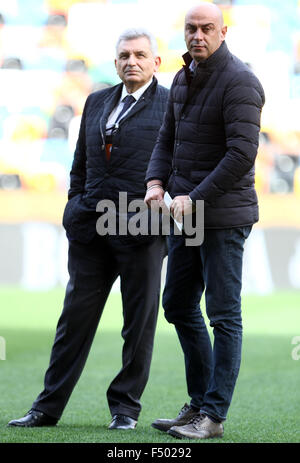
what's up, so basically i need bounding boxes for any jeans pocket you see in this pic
[241,225,252,240]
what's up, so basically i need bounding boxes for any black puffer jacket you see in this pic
[63,78,169,242]
[146,42,265,228]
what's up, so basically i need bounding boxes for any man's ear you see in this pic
[221,25,227,41]
[114,58,120,77]
[154,56,162,73]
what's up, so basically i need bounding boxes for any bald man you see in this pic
[145,3,265,439]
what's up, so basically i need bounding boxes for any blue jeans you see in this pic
[162,226,252,421]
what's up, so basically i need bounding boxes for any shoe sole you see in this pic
[168,428,224,440]
[7,423,57,427]
[167,429,185,439]
[151,422,172,432]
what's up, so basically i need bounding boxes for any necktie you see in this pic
[105,95,135,161]
[115,94,135,123]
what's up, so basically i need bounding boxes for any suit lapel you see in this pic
[99,84,122,142]
[117,95,148,126]
[99,79,156,136]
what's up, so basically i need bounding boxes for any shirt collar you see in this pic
[189,60,197,74]
[121,77,153,102]
[183,41,229,71]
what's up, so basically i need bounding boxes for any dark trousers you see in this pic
[32,234,166,421]
[162,226,251,421]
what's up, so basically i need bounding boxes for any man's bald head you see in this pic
[184,2,227,62]
[185,2,224,27]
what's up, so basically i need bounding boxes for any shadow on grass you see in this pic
[0,327,299,443]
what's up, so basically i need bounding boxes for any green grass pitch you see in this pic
[0,287,299,443]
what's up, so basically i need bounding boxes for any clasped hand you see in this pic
[144,186,194,223]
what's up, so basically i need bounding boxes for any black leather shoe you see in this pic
[8,410,58,427]
[108,414,137,430]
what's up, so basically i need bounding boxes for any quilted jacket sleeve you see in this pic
[145,79,177,185]
[68,94,91,200]
[189,70,265,203]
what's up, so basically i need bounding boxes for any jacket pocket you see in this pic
[62,194,82,232]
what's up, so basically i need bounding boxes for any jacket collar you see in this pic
[99,77,158,138]
[117,76,158,125]
[182,41,229,72]
[103,76,158,110]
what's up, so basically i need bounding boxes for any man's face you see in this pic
[184,6,227,62]
[115,37,161,92]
